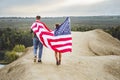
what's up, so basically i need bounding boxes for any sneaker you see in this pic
[38,60,42,63]
[34,56,37,62]
[59,60,61,65]
[56,61,59,66]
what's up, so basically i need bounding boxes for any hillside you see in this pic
[0,29,120,80]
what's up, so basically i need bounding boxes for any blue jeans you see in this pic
[33,37,43,60]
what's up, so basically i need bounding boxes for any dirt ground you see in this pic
[0,29,120,80]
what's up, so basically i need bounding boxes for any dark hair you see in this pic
[36,16,41,20]
[55,24,60,29]
[55,24,59,27]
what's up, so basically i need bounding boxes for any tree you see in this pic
[13,44,25,52]
[5,51,19,63]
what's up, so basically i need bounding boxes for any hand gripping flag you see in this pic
[31,17,72,53]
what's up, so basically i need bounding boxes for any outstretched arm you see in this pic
[41,22,52,32]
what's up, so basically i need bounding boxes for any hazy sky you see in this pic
[0,0,120,17]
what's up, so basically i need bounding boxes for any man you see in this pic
[31,16,43,63]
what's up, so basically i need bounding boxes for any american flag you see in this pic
[31,17,72,53]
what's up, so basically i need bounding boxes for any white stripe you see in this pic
[35,30,50,44]
[32,26,48,32]
[36,28,47,34]
[32,25,39,31]
[35,30,54,49]
[56,46,72,50]
[37,22,44,26]
[53,35,71,39]
[42,35,53,49]
[39,34,71,40]
[38,32,71,40]
[32,22,48,31]
[51,40,72,45]
[34,25,50,38]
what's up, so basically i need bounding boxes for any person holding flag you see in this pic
[31,15,51,63]
[53,17,72,65]
[54,23,62,65]
[31,16,72,65]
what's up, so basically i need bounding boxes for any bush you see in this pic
[13,44,25,52]
[5,51,19,63]
[0,51,5,60]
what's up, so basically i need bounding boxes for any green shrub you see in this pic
[5,51,19,63]
[13,44,25,52]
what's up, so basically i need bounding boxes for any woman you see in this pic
[54,24,62,65]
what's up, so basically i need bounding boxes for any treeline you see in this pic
[107,26,120,40]
[0,44,26,63]
[0,28,32,62]
[4,44,26,63]
[71,26,120,40]
[0,26,120,51]
[0,25,120,63]
[0,28,32,50]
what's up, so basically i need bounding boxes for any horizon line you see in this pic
[0,15,120,18]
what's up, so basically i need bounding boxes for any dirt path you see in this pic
[0,30,120,80]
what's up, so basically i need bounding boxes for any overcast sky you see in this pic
[0,0,120,17]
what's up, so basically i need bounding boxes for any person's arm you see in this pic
[31,22,36,38]
[41,22,52,32]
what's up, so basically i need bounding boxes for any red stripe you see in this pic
[39,31,54,47]
[36,21,52,32]
[47,38,72,52]
[33,25,53,47]
[34,26,43,33]
[52,43,72,48]
[32,25,46,46]
[48,37,72,42]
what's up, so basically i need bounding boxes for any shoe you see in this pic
[59,60,61,65]
[38,60,42,63]
[56,61,59,65]
[34,56,37,62]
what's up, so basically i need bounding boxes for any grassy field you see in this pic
[0,16,120,30]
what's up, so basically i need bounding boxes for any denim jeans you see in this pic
[33,37,43,60]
